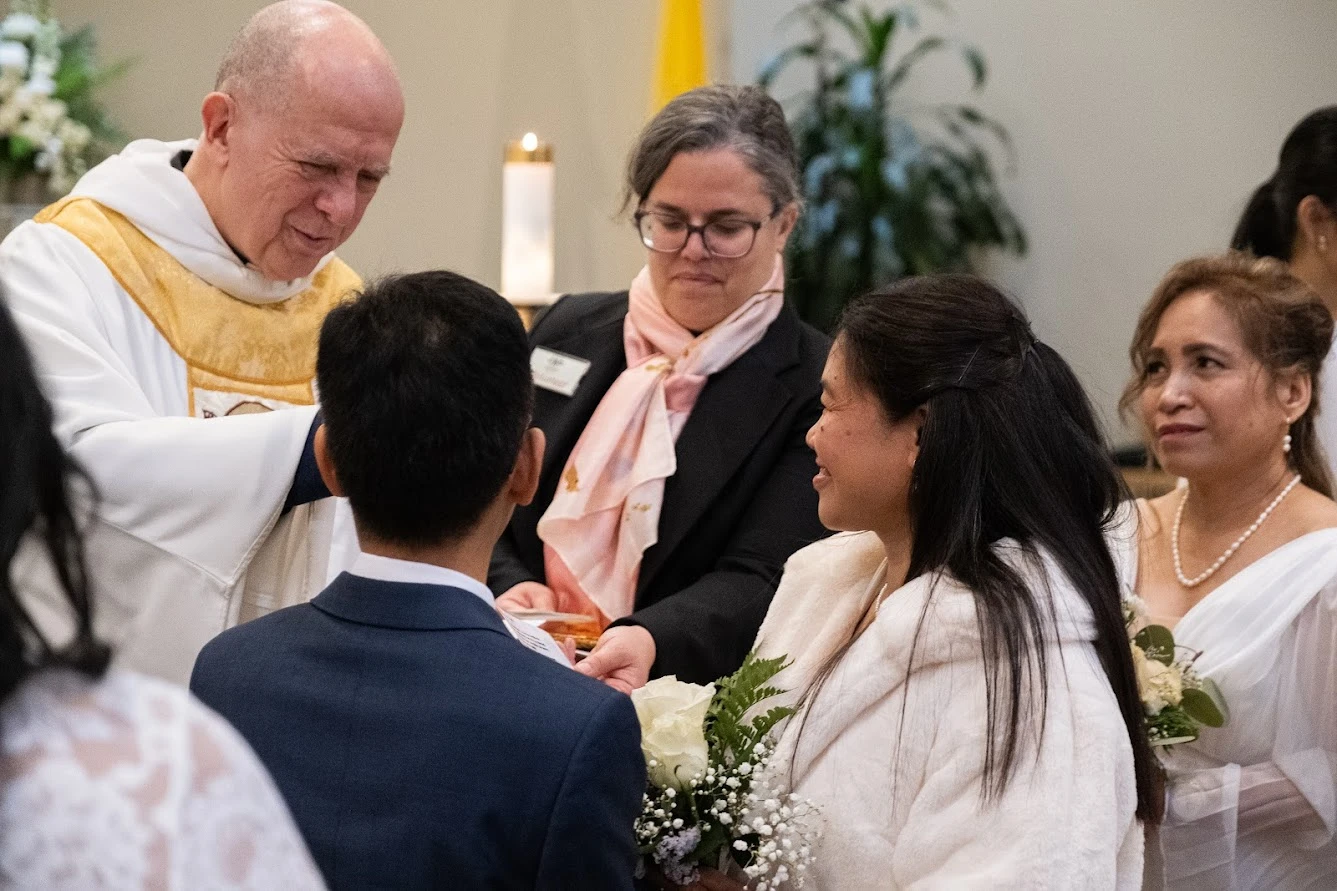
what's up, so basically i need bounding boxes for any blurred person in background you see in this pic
[1232,106,1337,479]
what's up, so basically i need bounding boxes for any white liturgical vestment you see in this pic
[0,138,361,683]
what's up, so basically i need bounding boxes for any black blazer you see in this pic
[191,572,644,890]
[489,290,831,683]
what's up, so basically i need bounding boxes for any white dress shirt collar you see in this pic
[347,552,494,609]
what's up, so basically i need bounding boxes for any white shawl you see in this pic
[754,531,1143,890]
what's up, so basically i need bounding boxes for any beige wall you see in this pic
[56,0,685,295]
[733,0,1337,442]
[58,1,1337,442]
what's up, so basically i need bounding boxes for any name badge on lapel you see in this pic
[531,347,591,397]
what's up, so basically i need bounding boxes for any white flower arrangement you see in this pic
[0,0,124,200]
[1123,594,1228,746]
[631,653,821,889]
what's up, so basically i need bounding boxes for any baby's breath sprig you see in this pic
[632,652,821,887]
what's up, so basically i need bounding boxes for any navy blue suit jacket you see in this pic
[190,572,645,890]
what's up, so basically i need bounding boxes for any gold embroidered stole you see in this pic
[36,196,361,417]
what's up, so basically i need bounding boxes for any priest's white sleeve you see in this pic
[0,221,332,681]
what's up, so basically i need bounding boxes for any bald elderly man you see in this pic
[0,1,403,682]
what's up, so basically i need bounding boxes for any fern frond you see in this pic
[705,651,794,763]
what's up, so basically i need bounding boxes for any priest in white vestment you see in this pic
[0,1,404,682]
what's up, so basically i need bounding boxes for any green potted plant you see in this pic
[760,0,1025,330]
[0,0,127,212]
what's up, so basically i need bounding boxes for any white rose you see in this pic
[24,72,53,97]
[1132,643,1183,715]
[1146,658,1183,707]
[8,84,34,110]
[632,675,715,790]
[56,118,89,152]
[33,97,64,127]
[0,13,40,40]
[16,115,51,147]
[0,40,28,71]
[29,54,55,79]
[0,102,20,135]
[0,68,24,98]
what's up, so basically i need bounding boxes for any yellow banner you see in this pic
[652,0,707,111]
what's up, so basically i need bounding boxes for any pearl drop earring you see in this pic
[1284,433,1293,454]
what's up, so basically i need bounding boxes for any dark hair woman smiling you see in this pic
[490,84,830,689]
[746,275,1158,888]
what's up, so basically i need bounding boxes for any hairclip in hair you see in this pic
[955,346,981,385]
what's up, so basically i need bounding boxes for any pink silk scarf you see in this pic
[537,256,785,623]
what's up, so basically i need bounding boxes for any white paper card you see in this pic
[531,347,591,397]
[499,611,573,668]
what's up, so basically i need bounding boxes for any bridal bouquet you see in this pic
[1123,596,1227,746]
[630,652,820,889]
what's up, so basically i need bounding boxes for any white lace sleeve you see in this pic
[0,669,325,890]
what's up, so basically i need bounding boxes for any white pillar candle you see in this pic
[501,132,555,304]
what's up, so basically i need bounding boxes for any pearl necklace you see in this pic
[1172,473,1302,587]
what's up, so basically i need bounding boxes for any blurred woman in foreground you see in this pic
[0,297,324,887]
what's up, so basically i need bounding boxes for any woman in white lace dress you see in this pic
[0,299,325,889]
[1119,253,1337,888]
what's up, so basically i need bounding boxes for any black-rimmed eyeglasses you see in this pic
[634,210,773,259]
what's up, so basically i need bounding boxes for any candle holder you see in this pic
[502,132,557,317]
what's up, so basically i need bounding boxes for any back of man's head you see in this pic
[317,271,533,546]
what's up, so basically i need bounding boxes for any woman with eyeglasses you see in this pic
[490,84,830,690]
